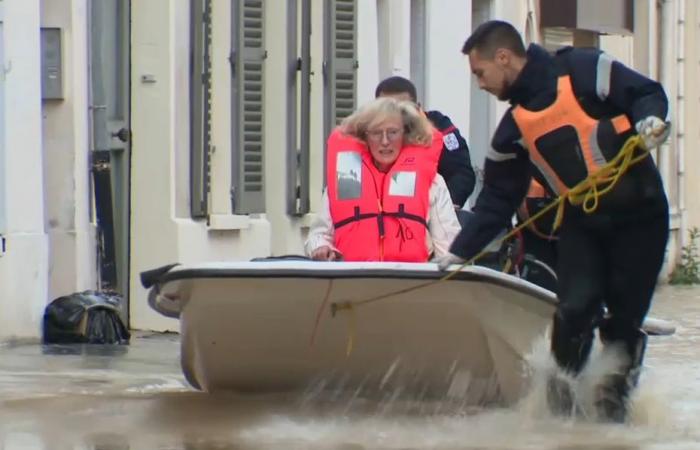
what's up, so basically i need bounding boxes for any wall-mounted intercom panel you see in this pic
[41,27,63,100]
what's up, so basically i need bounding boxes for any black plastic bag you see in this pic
[43,290,130,344]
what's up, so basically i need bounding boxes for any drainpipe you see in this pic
[659,0,675,210]
[658,0,677,272]
[675,0,686,249]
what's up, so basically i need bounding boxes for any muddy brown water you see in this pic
[0,284,698,449]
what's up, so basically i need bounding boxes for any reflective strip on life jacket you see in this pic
[512,75,632,195]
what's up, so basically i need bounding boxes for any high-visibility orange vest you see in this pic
[326,128,442,262]
[512,75,633,196]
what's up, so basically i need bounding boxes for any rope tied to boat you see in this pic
[318,135,649,354]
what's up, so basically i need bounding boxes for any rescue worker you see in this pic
[305,97,461,262]
[374,76,477,210]
[437,21,670,422]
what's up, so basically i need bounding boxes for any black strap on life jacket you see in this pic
[334,204,428,238]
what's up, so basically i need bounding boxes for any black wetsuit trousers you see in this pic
[550,207,669,374]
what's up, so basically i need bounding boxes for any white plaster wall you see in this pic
[41,0,96,301]
[130,0,486,331]
[130,0,182,331]
[0,0,48,340]
[356,1,380,107]
[489,0,528,128]
[173,0,191,220]
[130,0,273,332]
[307,0,327,212]
[465,0,529,203]
[377,0,411,81]
[467,0,493,193]
[209,0,232,216]
[424,0,470,132]
[599,35,634,66]
[131,0,700,331]
[264,1,310,256]
[3,0,693,337]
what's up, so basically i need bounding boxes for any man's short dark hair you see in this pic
[462,20,526,58]
[374,76,418,102]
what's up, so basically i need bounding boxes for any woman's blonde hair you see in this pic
[339,97,434,146]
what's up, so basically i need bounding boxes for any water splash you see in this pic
[298,358,501,417]
[517,328,672,427]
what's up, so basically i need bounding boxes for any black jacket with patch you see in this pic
[426,110,476,207]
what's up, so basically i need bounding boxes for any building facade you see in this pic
[0,0,697,339]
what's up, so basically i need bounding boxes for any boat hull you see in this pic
[144,261,557,405]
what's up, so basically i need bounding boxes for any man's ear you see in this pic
[495,48,510,66]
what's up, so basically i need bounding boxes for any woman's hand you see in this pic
[311,246,340,261]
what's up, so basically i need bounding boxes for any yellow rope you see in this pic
[346,305,356,356]
[309,279,334,347]
[329,135,648,356]
[332,134,647,315]
[551,134,649,230]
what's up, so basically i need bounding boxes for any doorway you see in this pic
[89,0,131,322]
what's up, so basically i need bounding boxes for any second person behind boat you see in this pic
[305,97,461,262]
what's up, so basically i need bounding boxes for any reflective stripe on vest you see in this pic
[326,128,442,262]
[511,75,632,195]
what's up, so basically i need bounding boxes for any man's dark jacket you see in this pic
[450,44,668,259]
[426,110,476,207]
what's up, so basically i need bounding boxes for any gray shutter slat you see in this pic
[324,0,357,151]
[332,0,357,125]
[232,0,265,213]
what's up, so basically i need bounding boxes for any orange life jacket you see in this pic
[326,128,442,262]
[511,75,633,196]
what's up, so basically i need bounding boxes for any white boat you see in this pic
[141,260,557,406]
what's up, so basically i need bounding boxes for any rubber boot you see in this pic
[547,314,594,417]
[547,374,575,416]
[594,329,648,423]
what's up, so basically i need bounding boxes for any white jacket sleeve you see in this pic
[427,175,462,258]
[305,180,460,260]
[304,189,338,256]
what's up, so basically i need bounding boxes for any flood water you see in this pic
[0,285,699,449]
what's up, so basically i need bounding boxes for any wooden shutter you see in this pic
[190,0,212,218]
[231,0,265,214]
[323,0,358,142]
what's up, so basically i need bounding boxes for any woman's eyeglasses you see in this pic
[366,128,404,143]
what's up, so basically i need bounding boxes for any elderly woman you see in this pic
[305,97,461,262]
